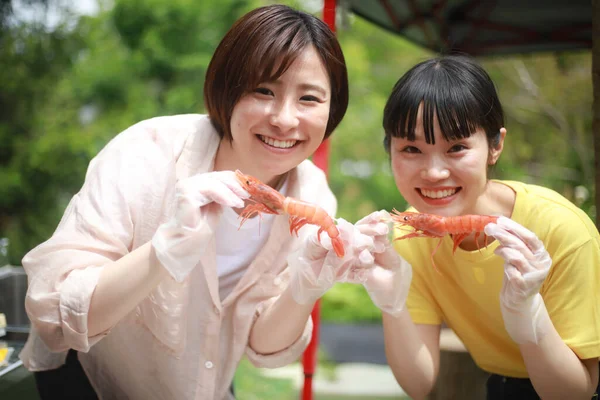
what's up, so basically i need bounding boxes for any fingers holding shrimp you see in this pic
[347,244,413,317]
[288,218,379,304]
[493,216,545,254]
[318,218,376,256]
[177,171,250,209]
[493,245,537,276]
[153,171,250,283]
[484,216,551,276]
[355,209,390,230]
[483,216,553,344]
[339,211,414,316]
[355,210,391,253]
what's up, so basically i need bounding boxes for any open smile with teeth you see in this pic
[419,188,460,199]
[258,135,298,149]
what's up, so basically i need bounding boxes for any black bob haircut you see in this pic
[382,55,504,152]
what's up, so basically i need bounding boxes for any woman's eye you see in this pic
[449,144,467,153]
[254,87,273,96]
[400,146,421,154]
[300,95,320,102]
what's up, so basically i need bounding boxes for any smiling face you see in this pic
[390,106,504,217]
[214,45,330,187]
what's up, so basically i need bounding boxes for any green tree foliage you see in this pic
[1,0,250,264]
[0,0,87,262]
[484,53,595,217]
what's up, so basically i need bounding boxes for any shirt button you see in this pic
[205,361,213,369]
[273,277,282,286]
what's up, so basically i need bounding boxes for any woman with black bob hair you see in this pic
[352,55,600,399]
[18,4,386,400]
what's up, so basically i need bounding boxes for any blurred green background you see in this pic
[0,0,594,326]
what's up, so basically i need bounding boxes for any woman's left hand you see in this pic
[287,218,376,305]
[484,216,553,344]
[344,210,413,318]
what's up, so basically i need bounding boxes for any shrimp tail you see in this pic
[314,227,345,258]
[330,236,345,258]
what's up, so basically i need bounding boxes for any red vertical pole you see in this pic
[301,2,336,400]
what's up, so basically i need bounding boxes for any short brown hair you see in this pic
[204,4,348,141]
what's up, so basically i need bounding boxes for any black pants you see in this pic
[34,349,236,399]
[34,349,98,400]
[487,363,600,400]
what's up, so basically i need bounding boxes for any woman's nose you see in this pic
[269,100,299,131]
[421,158,450,181]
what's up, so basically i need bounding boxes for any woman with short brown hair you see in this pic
[19,5,383,399]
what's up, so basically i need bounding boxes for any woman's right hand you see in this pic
[171,170,250,227]
[484,216,553,344]
[288,218,377,305]
[152,171,249,282]
[348,210,413,317]
[356,246,413,317]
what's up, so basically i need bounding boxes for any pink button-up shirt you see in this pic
[19,114,337,400]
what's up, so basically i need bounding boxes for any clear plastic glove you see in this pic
[348,245,413,318]
[152,171,249,282]
[288,218,376,305]
[354,210,391,253]
[345,210,413,318]
[484,216,553,344]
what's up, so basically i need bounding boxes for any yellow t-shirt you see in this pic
[394,180,600,378]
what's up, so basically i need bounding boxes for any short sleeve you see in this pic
[541,238,600,360]
[394,230,443,326]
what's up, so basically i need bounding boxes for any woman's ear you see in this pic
[489,127,506,165]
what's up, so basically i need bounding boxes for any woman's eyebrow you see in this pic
[298,83,327,96]
[269,80,328,96]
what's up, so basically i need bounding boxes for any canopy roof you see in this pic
[345,0,592,56]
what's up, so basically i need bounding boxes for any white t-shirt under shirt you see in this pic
[215,178,289,300]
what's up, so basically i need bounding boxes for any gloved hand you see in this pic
[353,210,390,253]
[484,216,553,344]
[288,218,376,305]
[152,171,249,282]
[345,210,413,317]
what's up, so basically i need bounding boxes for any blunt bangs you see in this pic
[383,56,504,150]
